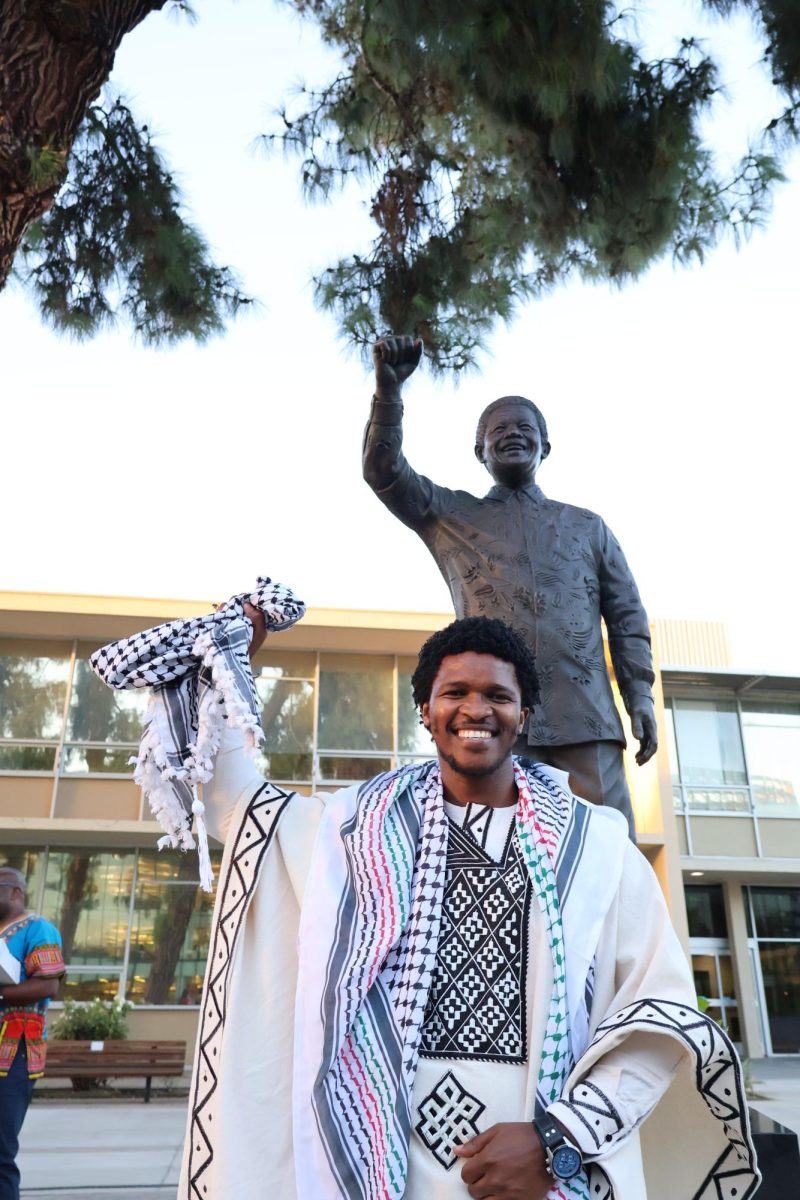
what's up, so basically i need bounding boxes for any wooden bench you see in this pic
[45,1040,187,1102]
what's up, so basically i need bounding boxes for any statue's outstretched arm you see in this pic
[362,335,438,532]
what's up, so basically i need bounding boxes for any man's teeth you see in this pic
[457,730,492,739]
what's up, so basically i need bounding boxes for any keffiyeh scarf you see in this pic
[89,576,304,890]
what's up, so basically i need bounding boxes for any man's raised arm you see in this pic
[362,335,438,532]
[200,603,272,845]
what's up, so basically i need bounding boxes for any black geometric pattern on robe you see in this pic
[414,1070,486,1170]
[589,998,761,1200]
[419,815,532,1063]
[186,782,293,1200]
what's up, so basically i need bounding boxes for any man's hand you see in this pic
[372,335,423,395]
[454,1122,551,1199]
[630,695,658,765]
[242,601,268,659]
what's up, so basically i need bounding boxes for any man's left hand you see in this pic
[454,1122,551,1199]
[630,696,658,765]
[242,601,268,659]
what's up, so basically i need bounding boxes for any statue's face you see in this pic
[478,401,544,487]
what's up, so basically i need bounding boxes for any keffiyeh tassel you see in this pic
[91,576,305,890]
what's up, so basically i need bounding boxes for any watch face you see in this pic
[551,1144,583,1180]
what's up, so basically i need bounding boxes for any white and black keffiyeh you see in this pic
[89,576,304,890]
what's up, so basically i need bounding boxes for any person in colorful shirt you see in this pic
[0,866,65,1200]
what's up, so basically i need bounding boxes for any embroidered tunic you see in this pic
[0,914,65,1079]
[409,804,534,1191]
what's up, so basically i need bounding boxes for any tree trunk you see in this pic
[58,851,92,965]
[0,0,167,287]
[143,850,200,1005]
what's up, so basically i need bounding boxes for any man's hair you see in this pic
[474,396,551,459]
[411,617,540,709]
[0,866,27,897]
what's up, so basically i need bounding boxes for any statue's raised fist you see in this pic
[373,335,423,392]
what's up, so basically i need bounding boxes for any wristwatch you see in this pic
[532,1113,584,1181]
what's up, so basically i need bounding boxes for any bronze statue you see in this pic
[363,335,657,837]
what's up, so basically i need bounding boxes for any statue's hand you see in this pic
[630,695,658,766]
[372,335,423,393]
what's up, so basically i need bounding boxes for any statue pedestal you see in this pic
[749,1107,800,1197]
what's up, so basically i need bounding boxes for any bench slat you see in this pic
[46,1040,186,1076]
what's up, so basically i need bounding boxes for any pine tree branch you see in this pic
[0,0,170,288]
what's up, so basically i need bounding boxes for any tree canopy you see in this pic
[1,0,799,370]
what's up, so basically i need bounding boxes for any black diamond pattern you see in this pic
[415,1071,486,1169]
[420,817,531,1063]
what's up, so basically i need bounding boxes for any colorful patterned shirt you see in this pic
[0,913,65,1078]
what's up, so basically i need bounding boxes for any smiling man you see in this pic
[176,613,757,1200]
[363,336,657,838]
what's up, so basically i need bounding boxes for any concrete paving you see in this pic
[19,1098,187,1198]
[747,1056,800,1136]
[16,1060,800,1196]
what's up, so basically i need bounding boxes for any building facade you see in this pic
[0,593,797,1060]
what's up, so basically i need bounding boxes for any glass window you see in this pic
[663,702,680,787]
[692,954,715,998]
[0,745,56,771]
[397,659,432,756]
[685,884,728,939]
[684,788,749,813]
[40,849,135,967]
[60,970,122,1003]
[318,655,393,751]
[756,943,800,1053]
[66,657,148,745]
[61,746,135,774]
[317,755,393,782]
[741,705,800,817]
[126,850,221,1005]
[749,887,800,940]
[0,640,72,740]
[255,676,314,780]
[671,700,747,787]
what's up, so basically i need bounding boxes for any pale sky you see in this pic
[2,1,798,673]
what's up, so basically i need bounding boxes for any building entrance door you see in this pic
[689,938,741,1048]
[746,887,800,1055]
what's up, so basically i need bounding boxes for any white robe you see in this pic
[178,733,759,1200]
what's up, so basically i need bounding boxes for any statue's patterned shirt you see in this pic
[363,397,654,746]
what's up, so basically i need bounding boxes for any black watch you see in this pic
[532,1113,584,1181]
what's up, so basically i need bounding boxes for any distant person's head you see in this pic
[475,396,550,489]
[412,617,538,778]
[0,867,27,923]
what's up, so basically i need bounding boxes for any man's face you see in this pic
[477,401,545,488]
[0,872,24,922]
[421,652,528,779]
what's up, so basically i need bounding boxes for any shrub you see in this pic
[51,997,132,1041]
[52,997,132,1088]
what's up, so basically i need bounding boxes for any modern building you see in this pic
[0,592,797,1061]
